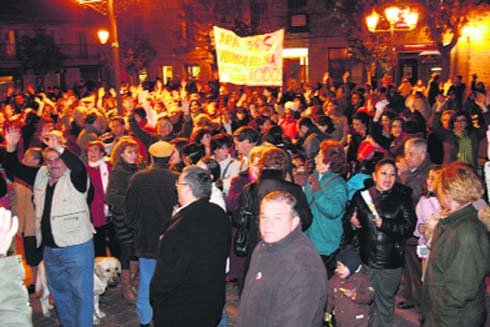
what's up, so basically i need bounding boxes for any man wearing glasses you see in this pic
[150,166,231,327]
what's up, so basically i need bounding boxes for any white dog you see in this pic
[36,256,121,325]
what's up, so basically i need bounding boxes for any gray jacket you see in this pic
[0,255,32,327]
[237,226,328,327]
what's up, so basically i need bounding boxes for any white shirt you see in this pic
[218,155,241,195]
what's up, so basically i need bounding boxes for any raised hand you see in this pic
[5,127,21,152]
[181,98,190,114]
[98,87,105,98]
[42,131,64,152]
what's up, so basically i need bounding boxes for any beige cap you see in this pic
[149,141,175,158]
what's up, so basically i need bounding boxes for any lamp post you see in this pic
[97,29,110,84]
[77,0,123,115]
[366,6,419,80]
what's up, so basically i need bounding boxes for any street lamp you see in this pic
[97,29,110,45]
[366,6,419,34]
[366,6,419,80]
[77,0,123,115]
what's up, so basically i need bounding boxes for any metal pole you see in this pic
[108,0,122,115]
[390,22,396,80]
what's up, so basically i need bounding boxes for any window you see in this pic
[162,66,173,84]
[1,30,16,58]
[288,0,307,12]
[288,14,309,33]
[185,65,200,80]
[6,30,16,57]
[328,48,354,83]
[78,32,88,58]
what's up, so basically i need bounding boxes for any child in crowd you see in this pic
[292,152,309,185]
[326,249,374,327]
[414,165,442,281]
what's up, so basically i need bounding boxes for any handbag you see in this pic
[233,183,256,257]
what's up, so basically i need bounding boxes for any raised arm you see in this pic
[3,128,38,186]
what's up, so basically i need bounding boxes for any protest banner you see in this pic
[213,26,284,86]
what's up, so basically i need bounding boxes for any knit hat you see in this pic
[336,249,362,276]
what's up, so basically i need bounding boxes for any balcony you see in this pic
[0,42,104,65]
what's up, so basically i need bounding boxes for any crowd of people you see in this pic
[0,70,489,327]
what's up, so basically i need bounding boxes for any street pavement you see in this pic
[31,281,445,327]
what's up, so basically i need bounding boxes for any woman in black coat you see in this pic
[344,159,416,326]
[105,136,145,303]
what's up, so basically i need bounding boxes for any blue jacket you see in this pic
[305,171,348,256]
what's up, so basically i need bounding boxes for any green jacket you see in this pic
[0,255,32,327]
[305,171,348,256]
[422,204,489,327]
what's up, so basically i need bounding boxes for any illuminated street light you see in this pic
[366,11,380,32]
[384,6,400,25]
[97,29,109,45]
[366,6,419,35]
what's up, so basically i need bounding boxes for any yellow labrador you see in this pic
[36,256,121,325]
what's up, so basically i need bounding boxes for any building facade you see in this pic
[1,0,489,92]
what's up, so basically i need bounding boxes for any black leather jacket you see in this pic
[236,169,313,255]
[343,184,416,269]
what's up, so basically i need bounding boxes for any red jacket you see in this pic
[87,161,112,227]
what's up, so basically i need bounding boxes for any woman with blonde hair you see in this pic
[106,136,145,303]
[422,162,489,327]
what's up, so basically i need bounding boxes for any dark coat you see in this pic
[237,226,327,327]
[105,160,143,243]
[235,169,313,255]
[344,185,416,269]
[347,132,366,163]
[422,204,489,327]
[327,269,374,327]
[150,198,231,327]
[226,171,250,213]
[125,162,178,259]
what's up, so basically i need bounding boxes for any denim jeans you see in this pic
[136,258,157,325]
[44,239,94,327]
[218,309,228,327]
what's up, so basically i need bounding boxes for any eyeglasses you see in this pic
[175,182,188,187]
[455,119,467,123]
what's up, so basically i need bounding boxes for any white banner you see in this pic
[214,26,284,86]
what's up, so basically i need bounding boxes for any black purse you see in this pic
[234,209,252,257]
[233,183,256,257]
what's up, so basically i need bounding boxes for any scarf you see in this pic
[454,131,473,165]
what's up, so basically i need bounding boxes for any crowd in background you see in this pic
[1,69,490,326]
